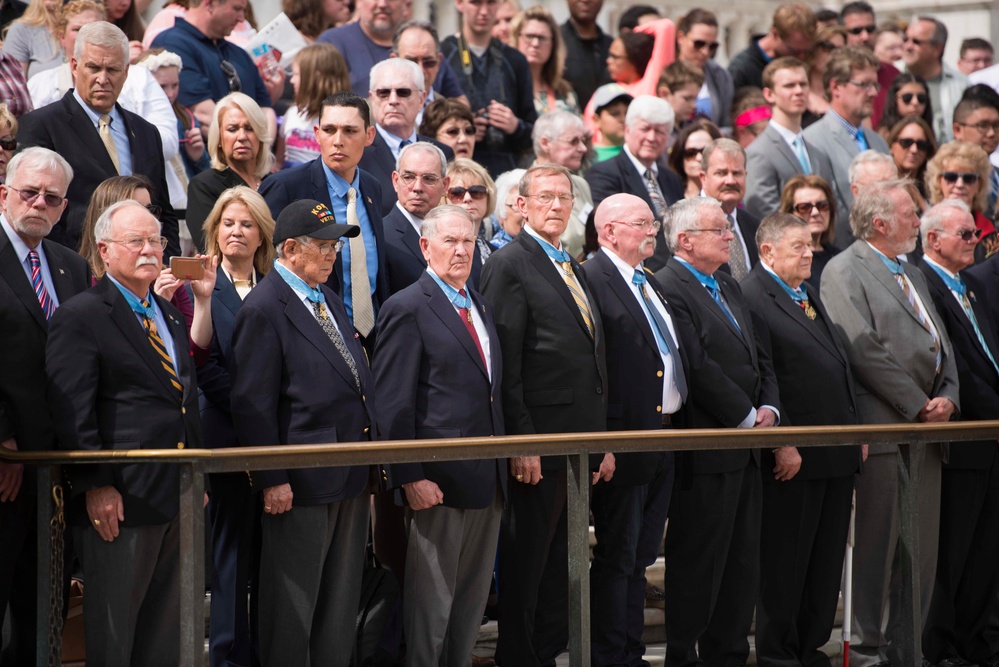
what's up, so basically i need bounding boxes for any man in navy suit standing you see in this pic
[261,92,389,349]
[582,194,689,666]
[373,204,506,666]
[229,199,376,667]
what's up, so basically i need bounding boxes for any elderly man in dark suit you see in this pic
[586,95,685,271]
[582,193,689,667]
[46,200,203,666]
[918,200,999,667]
[261,91,389,348]
[360,58,454,216]
[821,182,959,667]
[481,163,611,666]
[373,204,506,666]
[229,199,375,667]
[654,196,781,667]
[17,22,179,257]
[0,148,90,665]
[699,138,760,280]
[741,213,864,667]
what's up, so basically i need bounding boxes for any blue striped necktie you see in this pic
[27,249,55,319]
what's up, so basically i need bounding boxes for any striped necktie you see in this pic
[560,260,594,337]
[27,249,55,319]
[140,299,183,397]
[890,269,941,374]
[312,300,361,391]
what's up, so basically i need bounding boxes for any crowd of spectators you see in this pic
[1,1,999,666]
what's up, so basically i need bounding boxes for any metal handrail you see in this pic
[6,420,999,667]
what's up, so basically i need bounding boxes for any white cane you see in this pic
[843,488,856,667]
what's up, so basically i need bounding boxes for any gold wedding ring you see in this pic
[264,505,272,511]
[516,474,524,482]
[93,519,101,526]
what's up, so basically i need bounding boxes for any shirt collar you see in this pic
[761,261,807,301]
[273,258,325,303]
[72,89,123,127]
[322,160,360,199]
[827,107,863,138]
[524,223,566,255]
[1,213,36,261]
[674,256,719,290]
[107,273,155,313]
[395,202,422,234]
[922,254,958,280]
[376,124,418,155]
[623,144,656,178]
[866,241,904,273]
[768,119,804,146]
[601,246,642,281]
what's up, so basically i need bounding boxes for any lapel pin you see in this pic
[366,196,373,205]
[59,268,65,275]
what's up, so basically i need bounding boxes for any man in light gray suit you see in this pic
[745,57,836,220]
[804,46,890,248]
[821,181,960,667]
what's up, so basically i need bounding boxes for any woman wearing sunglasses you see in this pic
[443,158,497,285]
[780,174,839,288]
[420,98,477,160]
[925,141,998,263]
[878,73,935,142]
[887,115,937,213]
[667,117,721,200]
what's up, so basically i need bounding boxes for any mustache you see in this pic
[135,256,159,268]
[720,185,742,192]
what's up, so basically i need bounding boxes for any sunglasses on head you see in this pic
[374,87,415,99]
[898,92,928,105]
[941,171,979,185]
[447,185,488,201]
[0,137,16,151]
[793,201,831,215]
[692,39,719,55]
[847,24,877,35]
[896,137,931,152]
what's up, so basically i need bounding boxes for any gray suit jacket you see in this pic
[744,122,837,219]
[803,113,890,249]
[820,241,960,456]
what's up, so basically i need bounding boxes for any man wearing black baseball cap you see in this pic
[229,199,378,667]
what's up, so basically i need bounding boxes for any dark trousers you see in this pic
[664,460,761,667]
[590,453,674,667]
[924,454,999,663]
[0,489,35,666]
[257,494,369,667]
[208,472,260,667]
[74,515,181,667]
[496,468,568,667]
[757,475,855,667]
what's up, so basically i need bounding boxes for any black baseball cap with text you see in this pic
[273,199,360,245]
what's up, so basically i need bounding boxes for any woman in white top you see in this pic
[277,43,349,169]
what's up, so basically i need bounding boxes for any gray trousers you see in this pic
[850,445,942,667]
[74,516,181,667]
[403,489,502,667]
[258,494,369,667]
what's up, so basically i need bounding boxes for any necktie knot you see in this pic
[631,270,647,286]
[99,114,111,128]
[458,288,467,298]
[347,187,357,204]
[28,248,40,268]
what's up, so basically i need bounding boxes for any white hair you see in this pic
[94,200,160,243]
[920,198,971,246]
[494,169,526,221]
[665,196,722,252]
[532,110,585,156]
[396,141,447,175]
[6,147,73,191]
[848,150,897,185]
[370,57,425,93]
[75,21,128,64]
[625,95,675,132]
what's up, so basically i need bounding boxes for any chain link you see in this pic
[47,483,65,667]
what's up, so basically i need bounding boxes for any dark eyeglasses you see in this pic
[938,228,983,243]
[145,204,163,219]
[404,56,439,69]
[5,185,64,208]
[847,24,877,35]
[692,39,719,55]
[442,125,475,137]
[683,147,705,159]
[220,60,241,93]
[956,120,999,133]
[447,185,487,202]
[941,171,980,185]
[903,35,934,47]
[373,87,415,99]
[896,137,931,152]
[793,201,831,215]
[898,92,928,105]
[520,33,552,45]
[0,137,16,151]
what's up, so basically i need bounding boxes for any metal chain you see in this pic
[47,483,65,667]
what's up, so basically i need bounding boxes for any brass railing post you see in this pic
[567,452,591,667]
[178,461,205,667]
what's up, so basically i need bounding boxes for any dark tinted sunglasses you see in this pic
[896,137,931,152]
[898,92,928,105]
[847,24,876,35]
[692,39,719,55]
[442,125,475,137]
[683,147,704,159]
[793,201,831,216]
[0,137,16,151]
[947,228,984,242]
[941,171,979,185]
[447,185,487,202]
[374,88,415,99]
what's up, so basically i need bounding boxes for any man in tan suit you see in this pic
[821,181,960,667]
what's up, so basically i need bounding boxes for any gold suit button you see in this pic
[656,371,663,378]
[181,406,186,415]
[177,442,185,449]
[656,406,662,413]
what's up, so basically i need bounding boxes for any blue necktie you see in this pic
[930,265,999,376]
[793,136,811,174]
[632,271,687,401]
[708,285,740,332]
[855,129,869,152]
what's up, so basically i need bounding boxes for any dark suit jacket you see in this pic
[967,252,999,335]
[46,276,202,526]
[373,272,506,509]
[0,229,90,451]
[185,168,247,253]
[719,208,760,277]
[196,270,243,449]
[655,257,781,475]
[479,231,607,472]
[260,159,390,317]
[585,150,685,271]
[229,270,377,505]
[741,265,862,481]
[382,205,483,296]
[17,91,180,258]
[358,131,454,216]
[919,260,999,469]
[581,250,689,486]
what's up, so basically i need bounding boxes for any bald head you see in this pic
[595,193,658,266]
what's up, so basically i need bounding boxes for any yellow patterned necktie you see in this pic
[99,114,121,174]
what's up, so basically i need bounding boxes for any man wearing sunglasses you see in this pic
[746,57,836,220]
[901,16,968,143]
[839,1,900,130]
[728,3,816,91]
[391,21,470,126]
[360,58,455,216]
[0,148,91,666]
[918,200,999,667]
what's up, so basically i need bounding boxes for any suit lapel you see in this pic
[423,275,489,379]
[0,233,47,331]
[855,243,924,323]
[213,270,242,320]
[522,233,593,338]
[767,126,802,173]
[393,211,424,264]
[44,242,79,304]
[713,274,751,350]
[156,293,193,402]
[596,250,659,354]
[619,152,652,210]
[64,93,118,175]
[759,269,842,360]
[280,281,361,393]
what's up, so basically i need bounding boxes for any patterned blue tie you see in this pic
[28,249,55,319]
[855,129,869,152]
[632,271,687,400]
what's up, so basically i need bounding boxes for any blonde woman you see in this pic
[2,0,63,78]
